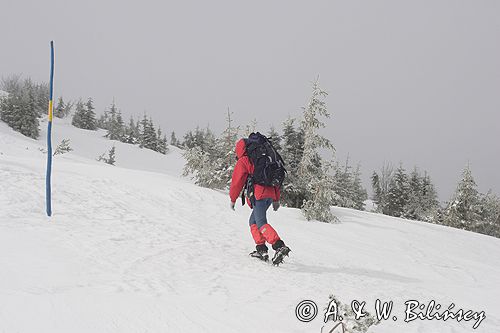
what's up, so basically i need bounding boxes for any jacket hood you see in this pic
[235,139,246,159]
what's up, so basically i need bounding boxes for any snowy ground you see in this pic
[1,119,499,333]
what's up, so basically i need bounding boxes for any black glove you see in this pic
[272,201,280,211]
[230,201,236,211]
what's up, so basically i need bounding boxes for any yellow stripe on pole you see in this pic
[48,99,53,121]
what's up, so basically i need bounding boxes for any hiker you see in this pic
[229,133,291,265]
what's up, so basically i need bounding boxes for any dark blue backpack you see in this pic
[245,132,286,187]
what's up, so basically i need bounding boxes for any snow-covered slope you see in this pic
[1,120,499,333]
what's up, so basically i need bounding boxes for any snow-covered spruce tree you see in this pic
[332,158,367,211]
[0,89,22,134]
[31,81,49,117]
[443,165,481,230]
[72,98,97,130]
[386,164,410,217]
[302,160,339,222]
[182,126,208,149]
[371,171,383,210]
[115,111,124,140]
[83,98,97,130]
[104,101,125,141]
[156,127,169,154]
[183,113,238,190]
[107,146,116,165]
[97,146,116,165]
[267,126,282,151]
[182,146,217,187]
[123,116,140,144]
[404,167,424,220]
[298,78,337,222]
[477,191,500,238]
[54,96,65,119]
[404,167,439,222]
[414,171,440,222]
[371,162,394,214]
[351,164,368,210]
[193,127,214,152]
[280,117,305,208]
[332,159,354,208]
[0,78,40,138]
[71,100,85,128]
[53,97,73,119]
[53,138,73,156]
[170,131,180,147]
[214,110,239,189]
[97,108,110,130]
[139,115,158,151]
[182,126,220,188]
[19,82,40,138]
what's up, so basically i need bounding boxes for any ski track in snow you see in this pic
[1,120,499,333]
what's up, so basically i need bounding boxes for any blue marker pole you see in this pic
[46,41,54,216]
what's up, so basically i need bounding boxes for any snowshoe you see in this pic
[249,250,269,262]
[272,246,291,266]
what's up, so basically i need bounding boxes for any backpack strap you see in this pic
[244,175,256,208]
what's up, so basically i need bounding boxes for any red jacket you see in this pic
[229,139,280,204]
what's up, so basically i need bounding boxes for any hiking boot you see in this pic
[249,244,269,262]
[271,240,291,266]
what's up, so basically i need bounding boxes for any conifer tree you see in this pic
[332,158,367,210]
[386,164,410,217]
[18,83,40,138]
[124,117,140,144]
[280,117,305,207]
[54,96,65,119]
[156,127,169,154]
[71,100,85,128]
[421,172,439,218]
[333,159,353,208]
[53,139,73,156]
[0,92,16,126]
[0,78,40,138]
[97,146,116,165]
[371,171,383,209]
[54,96,73,118]
[32,81,49,116]
[183,126,208,149]
[302,161,339,223]
[182,114,237,190]
[182,146,217,187]
[444,165,481,230]
[170,131,180,147]
[298,78,337,222]
[83,98,97,130]
[182,125,218,188]
[107,146,116,165]
[405,167,424,219]
[267,126,282,151]
[139,115,157,150]
[477,191,500,237]
[351,164,368,210]
[104,101,125,141]
[98,108,111,130]
[214,110,239,188]
[371,162,394,214]
[72,98,97,130]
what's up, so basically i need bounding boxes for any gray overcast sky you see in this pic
[1,0,499,201]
